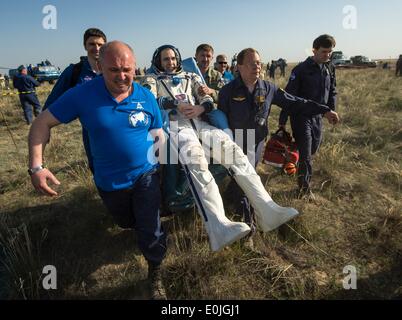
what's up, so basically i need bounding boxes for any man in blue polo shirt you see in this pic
[28,41,167,300]
[43,28,107,173]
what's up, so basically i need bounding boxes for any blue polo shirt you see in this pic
[48,77,163,191]
[222,71,235,84]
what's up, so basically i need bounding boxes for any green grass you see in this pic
[0,68,401,300]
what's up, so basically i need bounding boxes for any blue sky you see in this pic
[1,0,401,72]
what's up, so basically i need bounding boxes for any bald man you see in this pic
[28,41,168,300]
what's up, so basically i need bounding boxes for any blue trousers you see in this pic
[97,169,167,265]
[82,128,94,174]
[19,93,41,124]
[290,114,323,191]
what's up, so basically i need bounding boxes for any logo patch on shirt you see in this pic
[136,102,144,110]
[232,96,246,102]
[129,110,150,127]
[82,76,93,83]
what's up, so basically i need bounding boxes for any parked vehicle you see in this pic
[331,51,352,68]
[31,65,61,84]
[350,55,377,68]
[9,62,61,84]
[8,69,19,79]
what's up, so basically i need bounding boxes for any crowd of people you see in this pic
[21,27,399,300]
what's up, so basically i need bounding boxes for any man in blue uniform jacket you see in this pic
[12,65,42,124]
[219,48,339,166]
[279,34,337,197]
[218,47,339,238]
[43,28,107,173]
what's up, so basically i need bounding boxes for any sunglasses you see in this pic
[218,61,228,65]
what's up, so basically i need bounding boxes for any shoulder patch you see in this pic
[289,72,296,81]
[255,95,265,104]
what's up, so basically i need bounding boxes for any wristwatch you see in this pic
[28,164,45,176]
[201,102,214,114]
[173,99,180,108]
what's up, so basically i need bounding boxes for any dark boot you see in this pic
[240,197,260,253]
[148,263,167,300]
[241,196,256,235]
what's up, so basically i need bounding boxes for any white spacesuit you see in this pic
[142,45,298,252]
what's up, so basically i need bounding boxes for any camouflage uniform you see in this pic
[203,67,223,103]
[0,74,5,90]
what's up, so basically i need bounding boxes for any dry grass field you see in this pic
[0,66,401,300]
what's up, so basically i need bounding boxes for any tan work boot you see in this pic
[148,263,167,300]
[242,236,262,254]
[297,188,316,202]
[243,236,255,251]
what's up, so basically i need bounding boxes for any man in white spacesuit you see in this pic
[142,45,298,252]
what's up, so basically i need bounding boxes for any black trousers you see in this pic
[97,169,167,265]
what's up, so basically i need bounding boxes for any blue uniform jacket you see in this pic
[279,57,337,125]
[218,76,331,149]
[44,56,97,109]
[12,74,40,93]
